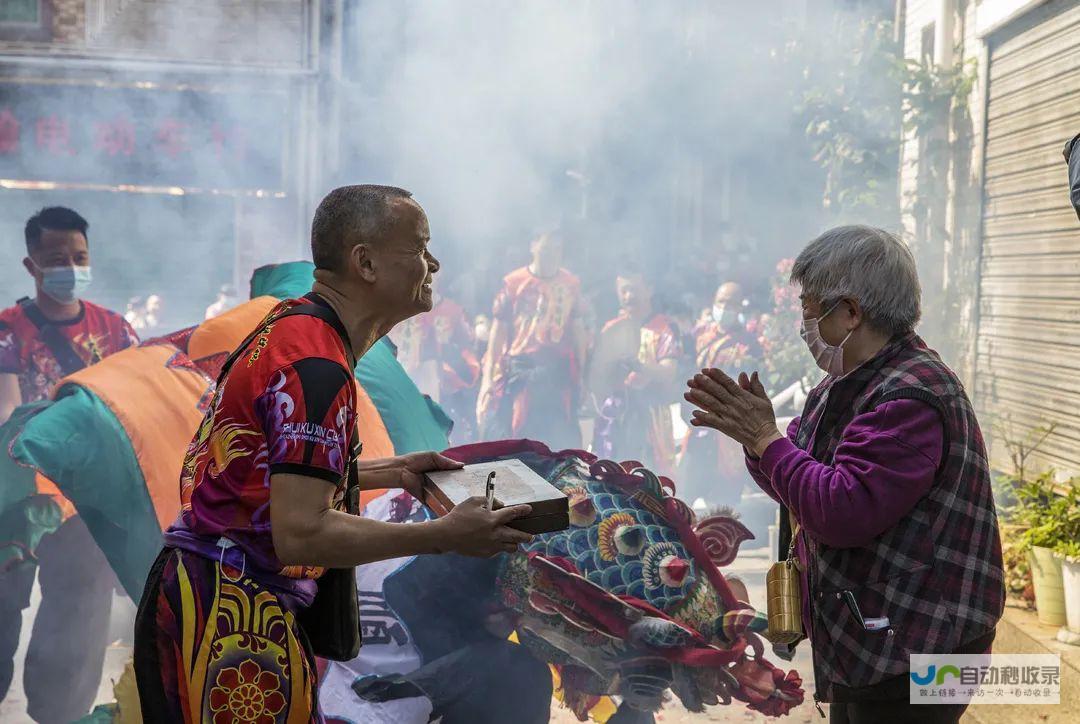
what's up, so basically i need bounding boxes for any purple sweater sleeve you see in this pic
[745,417,800,504]
[756,399,943,549]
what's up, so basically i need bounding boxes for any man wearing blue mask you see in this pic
[0,206,138,723]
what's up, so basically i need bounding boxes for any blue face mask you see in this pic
[38,265,92,304]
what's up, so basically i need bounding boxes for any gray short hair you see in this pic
[311,184,414,271]
[790,225,921,336]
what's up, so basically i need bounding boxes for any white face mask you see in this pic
[711,304,739,328]
[800,301,853,376]
[33,261,92,305]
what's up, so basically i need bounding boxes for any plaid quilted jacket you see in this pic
[791,332,1005,701]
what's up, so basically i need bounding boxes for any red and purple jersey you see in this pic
[492,267,581,360]
[170,294,357,580]
[601,311,684,370]
[0,299,139,403]
[691,318,760,372]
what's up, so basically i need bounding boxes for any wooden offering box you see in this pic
[422,459,570,535]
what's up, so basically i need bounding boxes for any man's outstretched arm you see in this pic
[270,472,533,568]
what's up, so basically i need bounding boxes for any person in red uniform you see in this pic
[592,265,684,477]
[133,185,534,723]
[679,281,762,507]
[394,287,481,442]
[0,206,139,723]
[477,230,587,449]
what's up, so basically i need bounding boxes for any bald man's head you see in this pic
[311,185,417,272]
[310,184,440,323]
[714,282,742,306]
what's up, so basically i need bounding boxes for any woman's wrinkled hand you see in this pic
[684,369,783,457]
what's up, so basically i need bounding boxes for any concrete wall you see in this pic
[1,1,312,68]
[86,0,310,66]
[0,1,324,302]
[897,0,1034,386]
[52,0,86,43]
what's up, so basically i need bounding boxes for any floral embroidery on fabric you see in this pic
[208,659,287,724]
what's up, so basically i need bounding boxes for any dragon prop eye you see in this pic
[598,513,642,560]
[569,494,597,527]
[614,524,646,557]
[642,542,691,589]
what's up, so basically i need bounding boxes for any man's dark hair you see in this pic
[529,227,563,246]
[311,185,414,271]
[25,207,89,253]
[615,261,649,283]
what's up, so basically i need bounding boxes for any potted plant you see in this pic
[1055,539,1080,639]
[1015,476,1078,627]
[1027,532,1067,626]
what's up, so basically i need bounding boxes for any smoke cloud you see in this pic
[0,0,901,333]
[338,0,863,316]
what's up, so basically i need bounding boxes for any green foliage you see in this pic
[994,420,1079,587]
[1055,539,1080,562]
[1001,530,1034,603]
[796,15,902,224]
[780,6,980,231]
[758,258,819,396]
[897,55,979,223]
[992,471,1021,513]
[900,56,978,137]
[1010,475,1080,552]
[992,417,1058,498]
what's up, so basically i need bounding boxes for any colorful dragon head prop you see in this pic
[444,440,804,719]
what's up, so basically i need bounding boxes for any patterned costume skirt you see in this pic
[134,547,322,723]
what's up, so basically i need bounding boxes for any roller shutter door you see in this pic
[976,0,1080,475]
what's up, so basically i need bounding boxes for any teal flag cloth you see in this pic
[12,386,155,599]
[0,400,61,572]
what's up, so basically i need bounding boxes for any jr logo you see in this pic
[911,665,962,686]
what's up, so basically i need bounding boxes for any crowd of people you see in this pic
[391,229,769,508]
[0,131,1073,723]
[0,202,772,722]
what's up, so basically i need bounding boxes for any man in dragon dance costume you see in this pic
[592,265,684,477]
[0,206,139,723]
[133,185,534,723]
[680,281,761,507]
[477,230,587,449]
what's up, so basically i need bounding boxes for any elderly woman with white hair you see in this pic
[685,226,1005,723]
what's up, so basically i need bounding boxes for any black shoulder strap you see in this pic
[18,298,88,377]
[346,426,362,514]
[216,301,351,384]
[778,504,793,562]
[218,301,363,502]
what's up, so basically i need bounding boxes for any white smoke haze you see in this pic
[338,0,858,313]
[1,0,900,328]
[0,2,914,719]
